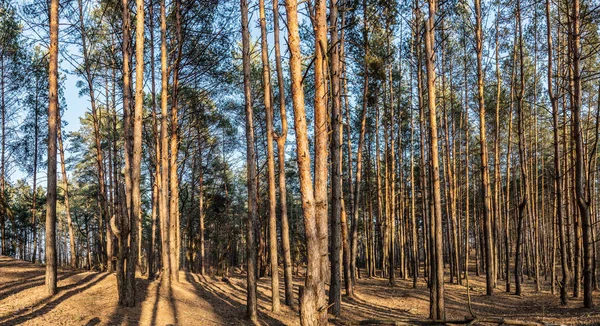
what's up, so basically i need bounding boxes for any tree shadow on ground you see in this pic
[105,275,152,326]
[0,270,82,301]
[0,272,110,325]
[185,272,287,325]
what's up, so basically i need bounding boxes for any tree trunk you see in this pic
[77,0,110,272]
[159,0,171,285]
[569,0,592,308]
[272,0,293,307]
[58,119,75,269]
[284,0,326,323]
[424,0,445,319]
[515,0,527,296]
[328,0,342,316]
[240,0,257,320]
[258,0,280,311]
[147,0,158,280]
[475,0,494,296]
[545,0,568,304]
[45,0,59,295]
[351,0,370,287]
[169,0,183,283]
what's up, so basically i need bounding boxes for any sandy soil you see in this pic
[1,255,599,325]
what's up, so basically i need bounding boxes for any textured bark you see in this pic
[329,0,342,315]
[424,0,444,319]
[474,0,494,296]
[272,0,293,306]
[32,79,39,264]
[545,0,568,304]
[351,0,369,286]
[240,0,257,320]
[285,0,326,323]
[169,0,183,283]
[409,29,418,286]
[147,0,158,280]
[58,120,75,269]
[569,0,592,308]
[45,0,59,295]
[313,0,329,290]
[159,0,171,285]
[515,0,527,296]
[122,0,144,306]
[493,3,502,292]
[0,56,4,256]
[341,8,354,296]
[258,0,280,312]
[198,143,205,276]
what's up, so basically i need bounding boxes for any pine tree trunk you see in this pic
[328,0,342,315]
[474,0,494,296]
[258,0,280,311]
[58,120,76,269]
[272,0,293,307]
[169,0,183,283]
[159,0,171,284]
[284,0,326,323]
[424,0,444,318]
[45,0,59,295]
[240,0,257,320]
[546,0,568,304]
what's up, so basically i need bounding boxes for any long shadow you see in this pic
[167,279,179,325]
[149,276,162,326]
[105,276,152,326]
[185,272,287,325]
[0,270,82,301]
[0,272,44,291]
[0,272,110,325]
[343,294,420,321]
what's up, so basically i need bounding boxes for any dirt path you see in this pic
[1,256,599,325]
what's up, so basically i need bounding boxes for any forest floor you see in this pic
[1,255,600,325]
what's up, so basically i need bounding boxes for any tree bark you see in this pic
[329,0,342,316]
[272,0,293,306]
[475,0,494,296]
[284,0,327,323]
[258,0,280,311]
[240,0,257,320]
[45,0,59,295]
[159,0,171,285]
[58,119,75,269]
[424,0,444,319]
